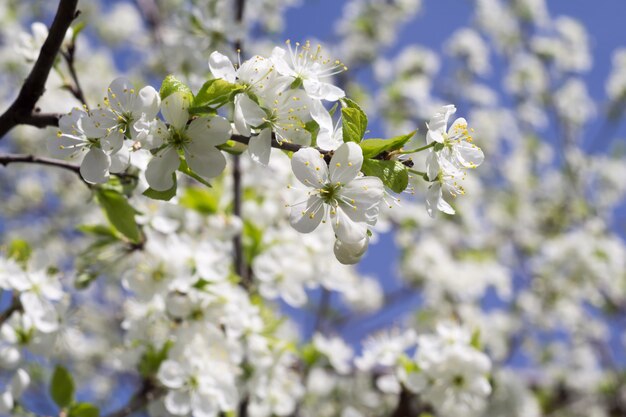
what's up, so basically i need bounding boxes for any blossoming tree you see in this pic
[0,0,625,416]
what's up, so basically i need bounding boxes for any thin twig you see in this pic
[0,153,82,177]
[0,0,79,139]
[61,46,89,109]
[230,134,332,156]
[231,0,248,286]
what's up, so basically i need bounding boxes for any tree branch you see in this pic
[0,0,79,139]
[230,134,331,156]
[0,153,83,179]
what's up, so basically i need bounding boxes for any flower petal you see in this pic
[234,94,265,136]
[248,128,271,165]
[331,206,368,244]
[186,116,232,147]
[291,147,328,188]
[329,142,362,185]
[161,92,190,130]
[80,148,111,184]
[157,360,186,389]
[145,146,179,191]
[164,390,192,415]
[209,51,237,83]
[184,148,226,180]
[289,195,326,233]
[133,86,161,120]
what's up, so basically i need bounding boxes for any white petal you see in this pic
[291,147,328,188]
[161,92,190,130]
[310,99,332,132]
[108,77,134,113]
[331,206,368,244]
[101,130,124,154]
[334,236,369,265]
[184,148,226,180]
[329,142,362,185]
[191,392,219,417]
[248,129,271,165]
[134,86,161,120]
[186,115,232,147]
[80,148,111,184]
[10,369,30,398]
[340,177,384,224]
[456,141,484,168]
[270,47,297,77]
[303,79,345,101]
[234,94,265,135]
[0,391,13,414]
[289,195,326,233]
[110,145,131,173]
[208,51,237,83]
[157,360,186,389]
[145,146,179,191]
[164,390,192,415]
[282,280,308,307]
[426,151,440,181]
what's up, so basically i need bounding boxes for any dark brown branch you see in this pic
[0,295,22,327]
[22,112,62,128]
[0,0,79,139]
[0,153,82,176]
[231,134,331,156]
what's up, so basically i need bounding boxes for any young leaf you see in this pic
[180,187,220,215]
[143,175,178,201]
[160,74,193,101]
[68,403,100,417]
[360,130,417,158]
[341,98,367,143]
[50,366,74,408]
[361,159,409,193]
[139,341,172,377]
[7,239,32,265]
[95,188,142,244]
[193,79,243,110]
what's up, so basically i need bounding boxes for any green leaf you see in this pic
[243,220,264,265]
[160,74,193,101]
[361,159,409,193]
[179,186,220,215]
[341,98,367,143]
[470,328,482,350]
[178,158,212,188]
[359,130,416,159]
[76,224,118,239]
[193,79,243,110]
[7,239,31,265]
[143,176,177,201]
[139,341,172,377]
[68,403,99,417]
[95,188,142,244]
[50,366,74,408]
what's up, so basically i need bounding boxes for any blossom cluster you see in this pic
[49,41,484,265]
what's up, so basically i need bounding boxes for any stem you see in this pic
[61,46,89,109]
[408,169,427,178]
[230,134,331,156]
[0,153,83,178]
[0,0,79,139]
[397,142,435,155]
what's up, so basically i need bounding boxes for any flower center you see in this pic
[319,183,341,205]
